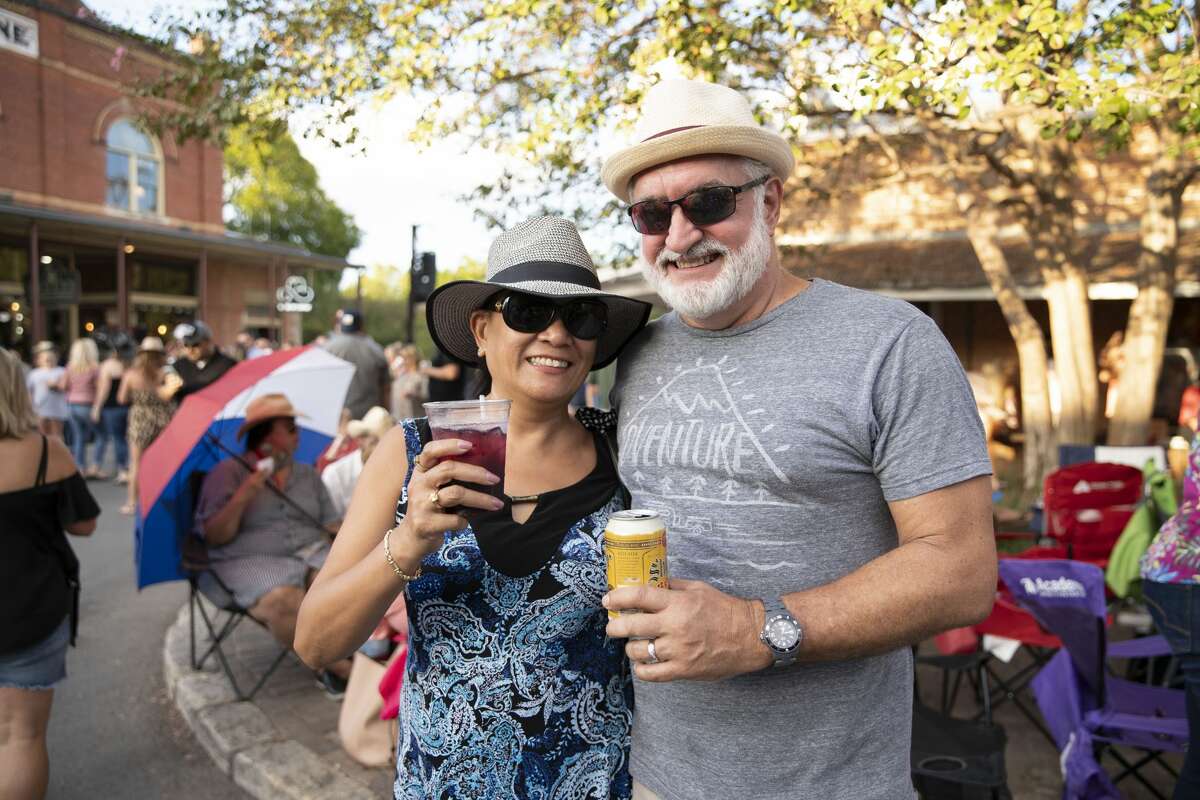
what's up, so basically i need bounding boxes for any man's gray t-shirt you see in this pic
[610,279,991,800]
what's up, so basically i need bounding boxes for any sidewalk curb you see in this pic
[162,604,375,800]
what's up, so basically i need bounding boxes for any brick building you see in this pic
[0,0,350,357]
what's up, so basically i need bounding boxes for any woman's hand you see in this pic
[396,438,504,557]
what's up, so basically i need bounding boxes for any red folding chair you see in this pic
[1043,462,1141,563]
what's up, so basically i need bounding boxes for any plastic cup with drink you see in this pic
[423,398,510,510]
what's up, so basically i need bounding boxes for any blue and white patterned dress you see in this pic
[394,417,633,800]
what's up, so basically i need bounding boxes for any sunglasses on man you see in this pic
[626,174,769,235]
[491,293,608,340]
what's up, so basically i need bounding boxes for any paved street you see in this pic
[45,477,243,799]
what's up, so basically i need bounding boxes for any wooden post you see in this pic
[117,238,129,330]
[197,248,209,321]
[269,258,278,333]
[29,223,43,342]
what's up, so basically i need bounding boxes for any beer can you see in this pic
[603,510,668,619]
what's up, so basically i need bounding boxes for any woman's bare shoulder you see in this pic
[45,435,81,482]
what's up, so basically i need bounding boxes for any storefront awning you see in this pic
[0,200,360,272]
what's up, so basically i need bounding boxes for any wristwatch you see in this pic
[759,597,803,667]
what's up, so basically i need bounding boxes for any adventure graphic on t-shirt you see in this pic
[618,356,801,505]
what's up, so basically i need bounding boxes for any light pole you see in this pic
[406,224,418,344]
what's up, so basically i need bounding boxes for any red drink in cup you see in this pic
[424,399,511,507]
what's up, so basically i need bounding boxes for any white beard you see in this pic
[639,198,772,322]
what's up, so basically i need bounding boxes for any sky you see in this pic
[85,0,506,278]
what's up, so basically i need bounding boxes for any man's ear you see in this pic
[763,176,784,233]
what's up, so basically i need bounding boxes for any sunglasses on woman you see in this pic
[626,174,769,235]
[491,293,608,340]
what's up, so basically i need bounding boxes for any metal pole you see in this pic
[355,266,363,311]
[29,222,43,342]
[117,237,128,330]
[406,224,418,344]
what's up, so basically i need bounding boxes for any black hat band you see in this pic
[490,260,601,290]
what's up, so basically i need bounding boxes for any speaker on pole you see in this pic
[412,252,437,303]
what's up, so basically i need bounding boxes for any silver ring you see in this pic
[646,638,660,664]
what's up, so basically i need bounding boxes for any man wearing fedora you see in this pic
[600,79,998,799]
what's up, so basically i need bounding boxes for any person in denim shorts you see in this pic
[0,347,100,799]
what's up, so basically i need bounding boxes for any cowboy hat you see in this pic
[601,79,795,202]
[33,340,58,355]
[347,406,395,440]
[138,336,165,353]
[425,216,652,370]
[236,393,308,438]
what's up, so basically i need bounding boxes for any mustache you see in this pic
[654,238,730,271]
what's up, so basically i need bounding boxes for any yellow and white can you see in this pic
[603,510,668,619]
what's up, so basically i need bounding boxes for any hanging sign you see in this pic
[276,275,315,313]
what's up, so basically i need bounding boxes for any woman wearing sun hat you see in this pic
[116,336,174,515]
[296,216,651,799]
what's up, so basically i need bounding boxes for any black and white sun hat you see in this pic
[425,216,652,370]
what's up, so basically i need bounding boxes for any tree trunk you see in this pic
[957,188,1056,494]
[1028,197,1099,445]
[1107,162,1188,444]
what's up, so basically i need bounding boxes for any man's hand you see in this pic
[604,579,771,681]
[162,371,184,397]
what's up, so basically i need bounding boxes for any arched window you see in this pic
[105,119,162,215]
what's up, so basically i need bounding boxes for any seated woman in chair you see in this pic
[193,393,351,692]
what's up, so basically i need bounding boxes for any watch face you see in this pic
[767,618,800,650]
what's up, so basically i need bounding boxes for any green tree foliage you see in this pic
[223,122,362,341]
[150,2,1199,453]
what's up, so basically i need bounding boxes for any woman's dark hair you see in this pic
[245,417,287,452]
[471,363,492,397]
[470,291,504,397]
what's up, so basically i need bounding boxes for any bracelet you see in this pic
[383,526,423,582]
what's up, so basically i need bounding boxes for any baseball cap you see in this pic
[173,321,214,346]
[339,310,364,333]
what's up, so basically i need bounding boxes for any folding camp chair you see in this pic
[1043,462,1142,563]
[1000,559,1187,799]
[182,471,290,702]
[912,654,1011,799]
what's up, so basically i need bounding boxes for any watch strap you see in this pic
[760,596,801,668]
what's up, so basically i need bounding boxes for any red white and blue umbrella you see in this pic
[135,345,355,588]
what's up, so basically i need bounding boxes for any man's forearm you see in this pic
[775,534,997,665]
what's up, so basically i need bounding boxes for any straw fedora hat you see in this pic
[425,216,652,370]
[138,336,165,353]
[237,393,308,437]
[347,406,395,439]
[601,79,795,202]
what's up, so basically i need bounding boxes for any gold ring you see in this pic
[413,457,427,472]
[429,489,443,509]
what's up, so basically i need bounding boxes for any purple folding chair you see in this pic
[999,560,1187,799]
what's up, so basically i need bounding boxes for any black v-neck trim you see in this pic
[471,431,618,578]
